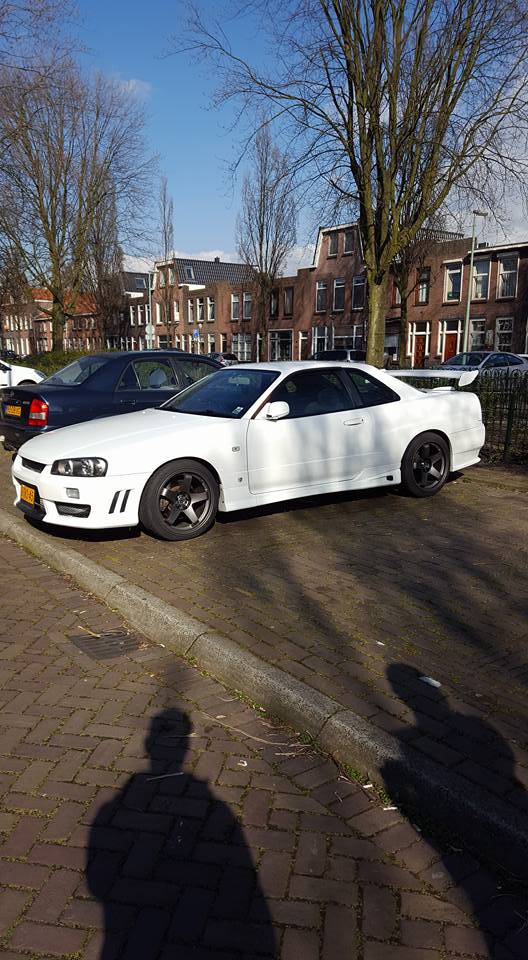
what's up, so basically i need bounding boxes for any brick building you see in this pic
[2,226,528,365]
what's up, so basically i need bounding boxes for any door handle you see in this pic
[343,418,364,426]
[120,399,136,405]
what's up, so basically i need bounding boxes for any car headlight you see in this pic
[51,457,108,477]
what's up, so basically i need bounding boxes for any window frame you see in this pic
[444,261,463,303]
[315,281,327,313]
[352,275,366,310]
[472,258,490,301]
[243,291,252,320]
[415,267,430,306]
[327,232,338,257]
[496,255,518,299]
[283,287,294,317]
[333,277,345,311]
[231,293,240,321]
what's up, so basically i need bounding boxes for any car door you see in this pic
[246,367,368,495]
[113,358,181,413]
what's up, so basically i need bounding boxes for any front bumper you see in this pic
[12,456,151,530]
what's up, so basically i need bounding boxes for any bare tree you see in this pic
[157,175,175,345]
[0,61,154,348]
[236,124,296,360]
[84,182,125,348]
[179,0,528,365]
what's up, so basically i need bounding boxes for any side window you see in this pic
[343,369,399,407]
[270,369,351,418]
[508,355,523,365]
[116,360,178,391]
[487,354,507,368]
[177,359,215,388]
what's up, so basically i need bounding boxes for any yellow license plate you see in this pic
[6,404,21,417]
[20,484,35,506]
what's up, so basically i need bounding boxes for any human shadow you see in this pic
[86,709,277,959]
[381,663,528,958]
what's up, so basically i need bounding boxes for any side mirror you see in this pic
[265,400,290,421]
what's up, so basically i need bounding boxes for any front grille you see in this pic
[21,457,45,473]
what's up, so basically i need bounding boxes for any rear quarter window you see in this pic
[344,369,399,406]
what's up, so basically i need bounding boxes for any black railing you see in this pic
[401,371,528,463]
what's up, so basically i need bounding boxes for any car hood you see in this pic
[19,407,233,463]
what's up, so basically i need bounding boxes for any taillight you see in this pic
[28,398,49,427]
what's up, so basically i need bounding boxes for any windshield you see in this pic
[442,352,486,367]
[161,368,279,418]
[44,356,108,385]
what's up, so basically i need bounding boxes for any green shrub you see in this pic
[19,349,106,376]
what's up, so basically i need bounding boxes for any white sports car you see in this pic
[11,362,485,541]
[0,359,44,387]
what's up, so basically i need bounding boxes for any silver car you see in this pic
[440,351,528,374]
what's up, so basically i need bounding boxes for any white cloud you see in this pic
[120,78,153,100]
[123,255,154,272]
[282,244,316,275]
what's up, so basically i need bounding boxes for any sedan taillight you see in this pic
[28,399,49,427]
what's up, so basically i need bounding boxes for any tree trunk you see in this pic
[51,299,66,351]
[398,297,408,367]
[365,278,387,367]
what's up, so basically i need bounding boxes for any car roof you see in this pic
[67,350,214,361]
[237,360,374,373]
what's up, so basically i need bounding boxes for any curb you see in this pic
[2,506,528,880]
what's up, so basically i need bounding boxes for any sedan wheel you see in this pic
[401,432,449,498]
[139,459,219,541]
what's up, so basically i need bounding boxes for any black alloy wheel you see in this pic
[401,432,450,498]
[139,459,219,541]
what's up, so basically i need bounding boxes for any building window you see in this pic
[333,277,345,311]
[134,275,146,290]
[197,297,205,322]
[284,287,293,316]
[270,289,278,317]
[444,262,462,302]
[207,296,215,321]
[344,229,353,254]
[496,316,514,349]
[352,276,366,309]
[231,293,240,321]
[328,232,338,257]
[497,256,518,298]
[159,270,166,288]
[188,299,194,324]
[243,291,252,320]
[269,329,293,361]
[232,332,252,361]
[208,334,216,353]
[184,265,195,281]
[221,334,228,352]
[470,319,486,350]
[416,267,430,305]
[130,305,136,326]
[169,267,175,285]
[472,259,490,300]
[137,304,143,325]
[392,280,402,307]
[174,300,180,323]
[155,302,161,325]
[316,281,327,313]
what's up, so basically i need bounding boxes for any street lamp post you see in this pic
[463,210,488,353]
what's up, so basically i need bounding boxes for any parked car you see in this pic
[208,352,239,366]
[439,351,528,374]
[0,360,44,389]
[0,350,219,452]
[1,349,22,362]
[11,361,484,541]
[309,348,367,362]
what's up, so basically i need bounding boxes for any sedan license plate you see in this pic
[20,483,36,507]
[6,404,21,417]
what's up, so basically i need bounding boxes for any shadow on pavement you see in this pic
[382,663,528,959]
[86,709,277,959]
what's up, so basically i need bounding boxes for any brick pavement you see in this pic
[1,537,528,958]
[1,454,528,840]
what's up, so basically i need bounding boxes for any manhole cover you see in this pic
[69,629,142,660]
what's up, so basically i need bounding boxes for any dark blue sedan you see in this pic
[0,350,220,452]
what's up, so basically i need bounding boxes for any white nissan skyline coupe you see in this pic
[11,362,485,541]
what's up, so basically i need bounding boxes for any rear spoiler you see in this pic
[387,369,479,388]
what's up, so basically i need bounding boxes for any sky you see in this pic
[75,0,526,272]
[75,0,315,272]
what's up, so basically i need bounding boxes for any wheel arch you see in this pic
[403,428,453,470]
[141,455,222,493]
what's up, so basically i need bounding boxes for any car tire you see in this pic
[401,432,450,498]
[139,458,219,541]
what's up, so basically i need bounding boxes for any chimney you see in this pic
[214,256,220,263]
[477,242,489,248]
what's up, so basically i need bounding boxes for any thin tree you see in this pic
[236,124,296,360]
[158,175,175,346]
[0,61,153,348]
[180,0,528,365]
[84,181,125,349]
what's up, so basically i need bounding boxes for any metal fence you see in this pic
[402,371,528,463]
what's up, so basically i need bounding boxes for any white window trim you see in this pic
[352,275,366,310]
[207,296,215,321]
[268,328,293,362]
[443,261,463,304]
[495,315,514,350]
[407,321,431,360]
[231,293,240,321]
[471,258,490,302]
[333,278,345,311]
[438,318,463,360]
[470,317,487,350]
[243,291,252,320]
[315,281,327,314]
[496,254,519,300]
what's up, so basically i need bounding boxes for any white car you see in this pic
[11,362,485,541]
[0,359,44,387]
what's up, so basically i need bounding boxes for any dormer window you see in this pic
[134,275,146,290]
[184,265,195,281]
[328,232,338,257]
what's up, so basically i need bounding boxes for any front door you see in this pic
[413,336,426,368]
[444,333,458,361]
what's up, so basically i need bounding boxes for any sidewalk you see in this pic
[1,452,527,878]
[1,537,527,959]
